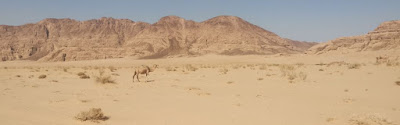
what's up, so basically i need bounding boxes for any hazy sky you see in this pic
[1,0,399,42]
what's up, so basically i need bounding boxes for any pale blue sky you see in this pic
[0,0,399,42]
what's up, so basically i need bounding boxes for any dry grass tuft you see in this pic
[219,68,229,74]
[257,78,264,81]
[77,72,90,79]
[38,74,47,79]
[184,64,198,72]
[348,114,395,125]
[75,108,108,122]
[108,66,117,72]
[95,70,115,84]
[348,63,362,69]
[165,66,177,71]
[279,64,307,82]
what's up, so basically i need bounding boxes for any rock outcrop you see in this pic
[0,15,313,61]
[307,20,400,54]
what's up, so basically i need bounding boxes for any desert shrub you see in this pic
[15,75,21,77]
[75,108,108,122]
[165,66,177,71]
[38,74,47,79]
[279,64,295,77]
[348,114,394,125]
[298,72,307,80]
[348,63,361,69]
[95,70,115,84]
[386,60,400,67]
[279,64,307,82]
[219,68,229,74]
[78,72,90,79]
[395,81,400,86]
[108,66,117,72]
[184,64,198,72]
[63,67,68,72]
[327,61,348,67]
[295,63,305,67]
[257,78,264,81]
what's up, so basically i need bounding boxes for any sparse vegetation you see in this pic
[38,74,47,79]
[219,68,229,74]
[348,114,394,125]
[165,66,177,71]
[184,64,198,72]
[95,70,115,84]
[75,108,108,122]
[348,63,362,69]
[257,78,264,80]
[279,64,308,82]
[259,64,268,70]
[108,66,117,72]
[77,72,90,79]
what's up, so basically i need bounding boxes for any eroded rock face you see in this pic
[307,20,400,54]
[0,15,312,61]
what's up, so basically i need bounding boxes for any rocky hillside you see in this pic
[0,16,313,61]
[307,20,400,54]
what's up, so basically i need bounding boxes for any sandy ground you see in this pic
[1,51,400,125]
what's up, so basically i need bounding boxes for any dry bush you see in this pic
[279,64,307,82]
[38,74,47,79]
[298,72,307,80]
[77,72,90,79]
[95,70,115,84]
[184,64,198,72]
[15,75,21,77]
[75,108,108,122]
[327,61,348,67]
[232,65,241,69]
[108,66,117,72]
[219,68,229,74]
[348,63,362,69]
[279,64,295,77]
[348,114,395,125]
[165,66,177,71]
[395,81,400,86]
[257,78,264,81]
[295,63,305,67]
[63,67,68,72]
[386,60,400,67]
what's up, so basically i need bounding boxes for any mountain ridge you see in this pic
[0,15,315,61]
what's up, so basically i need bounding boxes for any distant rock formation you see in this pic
[0,15,314,61]
[307,20,400,54]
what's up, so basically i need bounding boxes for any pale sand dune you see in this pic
[0,52,400,125]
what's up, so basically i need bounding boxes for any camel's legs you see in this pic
[145,73,148,83]
[132,73,136,82]
[136,74,140,82]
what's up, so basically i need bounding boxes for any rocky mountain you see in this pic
[0,15,313,61]
[307,20,400,54]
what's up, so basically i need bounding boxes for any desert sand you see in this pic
[1,51,399,125]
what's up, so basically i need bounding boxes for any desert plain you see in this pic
[1,50,399,125]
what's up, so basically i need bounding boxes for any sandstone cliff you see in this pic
[307,20,400,54]
[0,15,312,61]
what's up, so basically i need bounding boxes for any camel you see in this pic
[133,64,158,82]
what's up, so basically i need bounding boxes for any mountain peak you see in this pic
[157,15,186,24]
